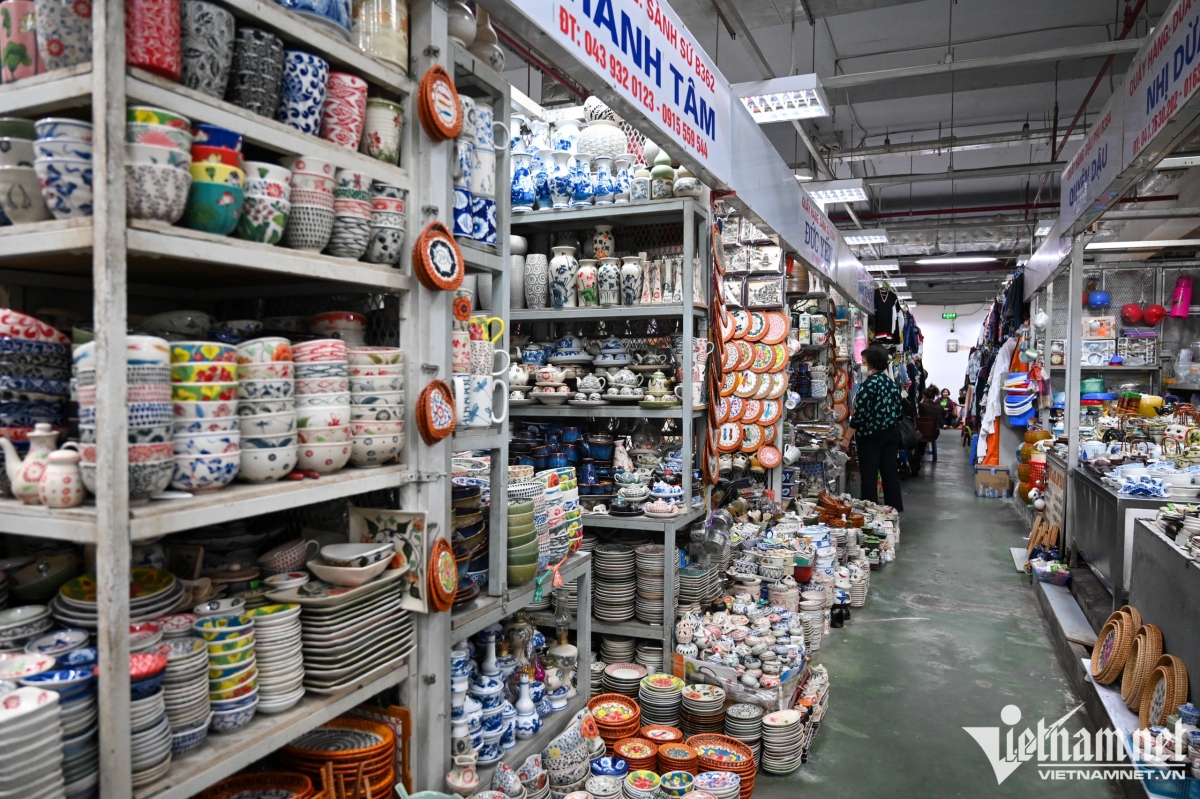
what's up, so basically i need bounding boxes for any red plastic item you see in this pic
[1121,303,1144,325]
[1145,303,1168,325]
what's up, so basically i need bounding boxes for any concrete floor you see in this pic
[754,443,1120,798]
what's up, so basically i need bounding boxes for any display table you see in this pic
[1070,467,1161,609]
[1130,520,1199,704]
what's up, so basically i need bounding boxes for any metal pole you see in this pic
[1065,238,1084,557]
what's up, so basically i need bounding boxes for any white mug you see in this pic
[784,444,802,465]
[452,374,471,422]
[467,375,509,428]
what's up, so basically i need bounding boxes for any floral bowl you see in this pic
[241,433,297,450]
[239,411,298,436]
[173,431,240,456]
[210,699,257,734]
[126,163,190,223]
[206,632,254,654]
[171,452,240,491]
[170,341,237,364]
[236,195,290,245]
[125,142,191,169]
[182,182,244,236]
[237,398,292,417]
[189,162,245,188]
[297,425,350,444]
[296,441,351,474]
[173,400,238,420]
[172,382,238,402]
[33,139,91,161]
[126,122,193,151]
[33,157,93,219]
[194,615,253,642]
[243,161,292,184]
[237,362,293,381]
[171,363,237,383]
[349,433,401,467]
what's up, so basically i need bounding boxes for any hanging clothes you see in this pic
[873,287,902,343]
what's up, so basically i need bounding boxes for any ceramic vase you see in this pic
[480,639,499,675]
[319,71,369,150]
[531,148,553,210]
[598,258,621,306]
[549,151,572,209]
[673,165,703,198]
[360,98,403,165]
[650,150,674,200]
[180,0,235,99]
[35,0,91,71]
[661,258,674,302]
[613,154,632,203]
[524,254,548,309]
[227,27,285,118]
[353,0,409,71]
[0,0,39,82]
[446,0,475,46]
[571,153,593,207]
[639,256,654,304]
[620,255,642,306]
[576,259,598,307]
[642,137,660,165]
[510,255,526,310]
[693,258,705,304]
[469,8,504,71]
[510,151,535,213]
[552,118,580,152]
[593,156,615,205]
[631,166,651,203]
[531,119,552,151]
[549,245,578,308]
[592,225,615,259]
[514,676,540,739]
[277,50,330,135]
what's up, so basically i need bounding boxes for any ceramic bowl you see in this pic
[126,143,191,169]
[172,452,240,491]
[347,347,403,366]
[296,392,350,407]
[126,163,191,223]
[291,339,346,361]
[319,541,394,568]
[170,717,211,753]
[297,406,351,429]
[507,562,538,586]
[296,442,351,473]
[349,376,404,393]
[210,656,256,679]
[173,382,238,402]
[243,161,291,184]
[305,557,390,587]
[182,182,244,236]
[241,433,297,450]
[173,431,240,456]
[349,433,402,467]
[280,156,333,177]
[173,400,238,420]
[350,405,403,422]
[126,122,193,151]
[189,162,245,188]
[236,337,293,364]
[245,177,291,200]
[0,166,51,223]
[238,446,298,482]
[236,398,292,416]
[326,216,370,259]
[237,362,293,381]
[297,425,350,444]
[349,420,402,437]
[0,138,35,166]
[210,701,257,734]
[238,411,297,436]
[81,460,173,498]
[172,418,238,436]
[192,124,243,151]
[35,118,93,142]
[295,378,349,395]
[193,615,253,642]
[128,106,190,131]
[351,390,404,406]
[238,379,294,400]
[171,341,237,364]
[236,194,290,245]
[170,363,238,383]
[208,644,255,669]
[309,311,367,338]
[281,204,335,251]
[294,361,349,379]
[33,157,93,219]
[81,423,173,444]
[192,145,242,169]
[508,541,540,566]
[33,139,91,160]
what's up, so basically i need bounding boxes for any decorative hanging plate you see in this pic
[750,343,773,373]
[739,423,763,453]
[752,371,774,400]
[732,310,751,339]
[831,387,849,404]
[712,222,725,276]
[734,371,759,399]
[741,399,763,424]
[769,373,789,399]
[427,537,457,612]
[417,380,456,445]
[417,66,462,141]
[414,221,464,292]
[832,403,850,422]
[726,395,745,422]
[717,421,742,453]
[769,343,789,372]
[718,309,735,344]
[745,312,768,342]
[1140,664,1174,729]
[715,395,730,424]
[734,341,755,371]
[719,370,738,397]
[761,311,789,345]
[703,436,719,485]
[759,398,782,425]
[759,423,777,444]
[832,365,850,390]
[721,342,739,371]
[758,445,782,468]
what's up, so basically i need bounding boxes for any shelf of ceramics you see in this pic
[134,661,410,799]
[459,239,506,273]
[510,199,706,231]
[0,218,93,264]
[0,499,97,543]
[452,428,507,451]
[0,63,93,116]
[510,304,709,322]
[475,690,591,788]
[126,70,412,191]
[451,43,510,96]
[510,406,707,419]
[581,506,707,532]
[450,552,593,643]
[1048,365,1160,371]
[210,0,414,95]
[129,463,415,541]
[591,618,666,640]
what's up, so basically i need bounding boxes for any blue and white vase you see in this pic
[598,258,621,306]
[614,154,633,203]
[552,119,579,152]
[549,245,578,308]
[453,186,474,238]
[276,50,329,135]
[621,255,642,305]
[532,148,553,209]
[571,153,593,207]
[549,151,572,209]
[510,152,535,213]
[593,156,615,205]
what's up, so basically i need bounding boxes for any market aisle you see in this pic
[754,444,1119,798]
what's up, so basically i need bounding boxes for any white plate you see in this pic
[265,566,407,606]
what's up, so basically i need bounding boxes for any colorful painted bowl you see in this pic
[242,161,291,183]
[191,145,242,169]
[193,615,253,642]
[182,182,244,236]
[125,162,191,223]
[32,139,92,160]
[170,362,237,383]
[236,195,290,245]
[34,118,92,142]
[171,382,238,402]
[192,123,243,151]
[126,121,193,151]
[33,157,93,219]
[170,341,237,364]
[189,162,245,188]
[125,143,191,169]
[235,337,292,364]
[206,632,254,653]
[128,106,191,130]
[171,451,240,491]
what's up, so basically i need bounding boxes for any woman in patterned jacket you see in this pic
[837,344,904,510]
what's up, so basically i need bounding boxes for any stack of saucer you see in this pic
[655,742,698,775]
[245,603,304,713]
[162,637,211,753]
[633,544,666,625]
[801,609,823,652]
[195,615,259,733]
[601,662,646,697]
[130,686,172,787]
[0,687,65,797]
[679,684,726,737]
[0,605,52,652]
[723,703,763,765]
[613,738,658,771]
[760,709,804,774]
[600,636,635,664]
[638,673,683,726]
[586,774,623,799]
[634,641,663,673]
[588,693,641,753]
[691,771,741,799]
[130,621,164,653]
[589,661,606,697]
[593,544,636,622]
[52,568,184,629]
[849,572,868,607]
[678,564,721,609]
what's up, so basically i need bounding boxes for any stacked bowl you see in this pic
[0,116,49,224]
[244,603,304,714]
[194,615,259,734]
[33,117,93,219]
[293,339,351,474]
[183,123,246,236]
[637,673,683,727]
[171,341,240,492]
[125,106,193,224]
[347,346,404,467]
[451,481,486,601]
[722,704,763,767]
[281,156,335,251]
[75,336,174,500]
[687,734,755,799]
[507,495,537,587]
[0,687,66,797]
[236,337,299,483]
[691,771,741,799]
[162,637,211,754]
[130,654,172,787]
[327,168,372,259]
[364,182,407,266]
[237,160,292,245]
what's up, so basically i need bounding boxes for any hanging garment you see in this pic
[873,288,901,343]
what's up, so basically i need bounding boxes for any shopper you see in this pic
[838,345,905,510]
[938,388,957,428]
[917,387,942,465]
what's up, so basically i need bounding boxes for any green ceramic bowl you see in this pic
[508,510,535,528]
[507,498,535,516]
[183,181,244,236]
[507,562,538,587]
[507,529,536,549]
[508,540,540,566]
[0,117,36,140]
[507,521,535,538]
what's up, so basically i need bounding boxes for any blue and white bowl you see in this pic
[171,715,212,753]
[273,0,352,37]
[33,139,92,161]
[34,118,93,142]
[171,452,240,491]
[33,157,93,219]
[210,698,257,734]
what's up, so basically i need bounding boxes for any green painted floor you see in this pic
[753,443,1120,798]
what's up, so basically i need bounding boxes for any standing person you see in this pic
[917,387,942,465]
[838,345,905,510]
[957,388,968,427]
[938,389,957,428]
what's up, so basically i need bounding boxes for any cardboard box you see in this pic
[974,466,1012,498]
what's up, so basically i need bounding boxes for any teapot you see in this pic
[38,444,85,509]
[598,335,624,352]
[556,334,585,352]
[610,368,641,387]
[509,363,530,385]
[521,344,547,365]
[646,370,672,394]
[536,365,568,384]
[0,423,59,505]
[577,373,606,392]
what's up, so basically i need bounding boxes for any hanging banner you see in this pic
[1022,217,1072,300]
[1123,0,1200,169]
[1060,91,1123,233]
[833,242,875,313]
[515,0,733,182]
[796,192,837,275]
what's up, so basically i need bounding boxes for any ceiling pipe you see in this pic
[864,161,1067,187]
[828,194,1181,223]
[827,127,1081,162]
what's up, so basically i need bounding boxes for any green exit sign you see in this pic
[942,312,957,320]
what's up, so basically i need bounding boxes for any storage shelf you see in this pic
[0,500,97,543]
[134,661,410,799]
[510,304,708,322]
[581,505,706,532]
[510,405,705,419]
[510,199,704,230]
[591,618,666,640]
[1048,365,1160,371]
[452,427,506,450]
[450,553,592,643]
[460,239,505,273]
[126,70,412,191]
[474,691,590,788]
[451,43,511,97]
[0,64,93,116]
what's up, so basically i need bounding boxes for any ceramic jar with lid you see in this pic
[650,150,674,200]
[631,165,651,203]
[37,445,85,508]
[673,165,702,198]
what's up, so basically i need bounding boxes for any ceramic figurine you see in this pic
[576,259,598,307]
[620,255,642,305]
[549,246,578,308]
[631,165,651,203]
[597,258,621,306]
[593,156,615,205]
[549,151,572,209]
[650,150,674,200]
[510,152,535,213]
[613,154,633,203]
[524,254,549,309]
[571,153,593,207]
[0,422,58,504]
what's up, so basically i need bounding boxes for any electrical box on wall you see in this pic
[947,339,958,352]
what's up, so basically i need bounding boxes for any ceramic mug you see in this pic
[452,373,471,421]
[467,375,508,428]
[452,330,471,374]
[453,185,473,238]
[453,138,473,188]
[457,95,476,142]
[471,196,497,245]
[180,0,235,98]
[320,71,369,150]
[227,27,285,118]
[276,50,329,135]
[469,340,510,377]
[36,0,91,71]
[360,98,403,165]
[469,315,504,344]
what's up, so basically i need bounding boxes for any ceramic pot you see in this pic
[531,148,552,210]
[180,0,235,99]
[34,157,92,219]
[549,151,572,209]
[353,0,408,70]
[631,166,650,203]
[181,180,242,233]
[1,0,39,82]
[276,50,329,136]
[320,71,369,150]
[469,9,504,70]
[127,0,182,80]
[549,246,578,308]
[325,214,371,259]
[576,259,598,307]
[126,162,191,224]
[597,258,620,306]
[471,195,497,245]
[613,154,632,203]
[592,225,615,259]
[364,221,405,266]
[453,185,473,238]
[593,156,615,205]
[510,152,535,213]
[620,255,642,305]
[650,150,674,200]
[673,165,702,198]
[35,0,91,71]
[571,153,593,207]
[552,119,579,152]
[227,27,285,118]
[510,255,526,310]
[37,445,84,508]
[236,194,289,244]
[360,98,403,165]
[282,204,334,251]
[577,120,626,161]
[524,254,548,310]
[446,0,475,46]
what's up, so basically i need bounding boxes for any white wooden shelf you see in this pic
[509,198,705,230]
[134,661,410,799]
[591,618,665,639]
[474,691,590,788]
[0,499,97,543]
[581,506,706,532]
[510,304,708,322]
[0,218,93,261]
[450,553,592,643]
[0,63,92,116]
[452,427,506,450]
[510,405,706,419]
[459,239,505,273]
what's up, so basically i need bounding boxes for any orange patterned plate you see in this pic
[740,423,763,453]
[765,373,788,399]
[715,395,730,424]
[752,374,773,400]
[758,445,782,468]
[721,342,739,371]
[760,423,777,443]
[761,311,790,345]
[769,343,789,372]
[734,371,759,398]
[759,398,782,425]
[726,395,745,422]
[719,370,738,397]
[734,340,755,371]
[745,312,768,342]
[717,421,742,453]
[731,310,751,339]
[741,399,764,424]
[750,343,773,373]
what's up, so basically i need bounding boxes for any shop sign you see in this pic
[1123,0,1200,168]
[1059,92,1123,232]
[528,0,733,181]
[796,192,837,275]
[832,241,875,313]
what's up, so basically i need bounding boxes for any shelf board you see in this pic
[0,500,96,543]
[474,691,591,788]
[459,239,505,273]
[451,44,511,97]
[510,199,705,231]
[134,661,409,799]
[1048,365,1160,371]
[0,218,93,266]
[581,505,706,531]
[126,70,411,192]
[591,618,667,640]
[0,63,92,116]
[130,464,414,540]
[452,427,506,450]
[451,553,592,643]
[510,304,708,322]
[510,405,705,419]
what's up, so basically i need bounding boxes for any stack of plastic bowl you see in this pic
[124,106,193,223]
[236,337,298,483]
[32,116,93,219]
[293,339,351,474]
[238,160,292,245]
[346,346,404,467]
[326,168,372,259]
[178,122,245,236]
[170,341,240,492]
[75,335,174,500]
[194,615,259,734]
[0,116,50,223]
[280,156,335,251]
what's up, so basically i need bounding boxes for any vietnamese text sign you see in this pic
[1123,0,1200,168]
[1060,91,1123,232]
[529,0,732,182]
[797,192,836,275]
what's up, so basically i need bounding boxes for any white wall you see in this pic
[912,304,991,394]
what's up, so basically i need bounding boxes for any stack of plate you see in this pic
[279,717,396,797]
[579,533,599,553]
[588,693,642,753]
[679,684,726,737]
[638,673,684,726]
[245,604,304,713]
[691,771,741,799]
[723,703,763,765]
[688,735,755,799]
[622,770,660,799]
[600,636,635,664]
[634,642,663,673]
[586,774,623,799]
[601,662,646,697]
[0,605,52,652]
[801,610,823,652]
[655,742,698,774]
[677,565,720,613]
[613,738,658,771]
[849,572,867,607]
[52,568,184,629]
[130,686,173,787]
[130,621,164,653]
[162,637,211,754]
[0,687,65,797]
[760,709,804,774]
[195,616,259,734]
[593,545,636,622]
[589,660,606,697]
[18,665,95,795]
[158,613,200,639]
[23,628,88,660]
[633,544,666,625]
